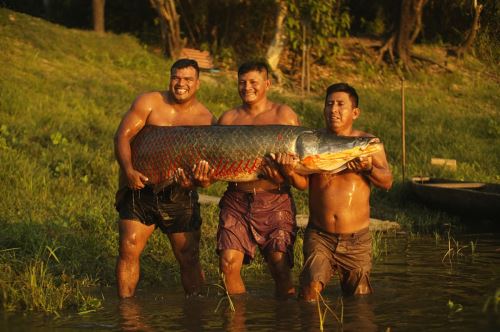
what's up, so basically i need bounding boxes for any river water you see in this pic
[2,233,499,331]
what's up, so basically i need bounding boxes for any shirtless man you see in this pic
[280,82,393,300]
[114,59,216,298]
[216,61,302,298]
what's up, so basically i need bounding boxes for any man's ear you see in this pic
[352,107,361,119]
[266,78,271,89]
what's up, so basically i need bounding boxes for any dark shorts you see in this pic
[300,225,372,295]
[115,185,201,234]
[217,189,297,266]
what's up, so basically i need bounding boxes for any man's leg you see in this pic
[299,229,333,302]
[116,219,155,298]
[300,281,324,302]
[219,249,246,294]
[266,251,295,298]
[168,229,205,295]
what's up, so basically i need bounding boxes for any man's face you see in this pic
[324,91,359,133]
[169,67,200,103]
[238,70,270,105]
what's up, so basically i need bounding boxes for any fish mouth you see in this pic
[300,139,382,173]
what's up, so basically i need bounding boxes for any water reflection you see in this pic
[2,233,499,331]
[119,298,153,331]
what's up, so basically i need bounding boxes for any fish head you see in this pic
[295,131,382,174]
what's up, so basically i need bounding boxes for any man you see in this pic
[114,58,216,298]
[215,61,302,298]
[279,83,393,300]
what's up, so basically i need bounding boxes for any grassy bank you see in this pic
[0,8,498,314]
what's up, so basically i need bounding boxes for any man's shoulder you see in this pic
[132,91,163,107]
[275,103,296,115]
[217,107,241,124]
[274,102,299,125]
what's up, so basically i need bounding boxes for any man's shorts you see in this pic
[299,225,372,295]
[217,188,297,265]
[115,185,201,234]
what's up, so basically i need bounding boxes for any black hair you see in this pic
[237,61,269,78]
[325,83,359,108]
[170,58,200,77]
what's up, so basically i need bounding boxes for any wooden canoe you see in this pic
[410,176,500,219]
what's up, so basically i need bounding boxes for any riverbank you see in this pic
[0,8,498,314]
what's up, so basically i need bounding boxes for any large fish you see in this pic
[131,125,382,186]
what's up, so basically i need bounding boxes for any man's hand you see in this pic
[175,160,214,189]
[261,155,285,184]
[346,156,373,174]
[192,160,214,188]
[174,167,193,189]
[270,152,299,177]
[126,169,149,190]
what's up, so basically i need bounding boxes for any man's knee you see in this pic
[219,255,240,275]
[118,235,144,261]
[176,245,200,268]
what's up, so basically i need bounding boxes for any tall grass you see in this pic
[0,8,498,314]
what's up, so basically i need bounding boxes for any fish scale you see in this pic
[131,125,382,186]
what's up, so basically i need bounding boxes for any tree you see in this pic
[266,0,288,82]
[92,0,105,33]
[377,0,428,70]
[455,0,484,58]
[284,0,350,91]
[149,0,184,58]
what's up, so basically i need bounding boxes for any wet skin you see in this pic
[114,65,216,298]
[297,91,393,301]
[213,69,301,298]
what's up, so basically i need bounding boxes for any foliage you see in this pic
[0,8,499,314]
[285,0,350,62]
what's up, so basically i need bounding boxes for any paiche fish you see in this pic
[131,125,382,186]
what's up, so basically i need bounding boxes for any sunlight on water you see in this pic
[1,234,499,331]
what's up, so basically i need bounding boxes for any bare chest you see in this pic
[146,105,210,126]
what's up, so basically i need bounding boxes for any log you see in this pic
[198,194,401,232]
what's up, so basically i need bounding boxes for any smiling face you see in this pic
[169,66,200,103]
[238,70,270,105]
[324,91,360,135]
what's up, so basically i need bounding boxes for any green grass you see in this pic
[0,8,498,314]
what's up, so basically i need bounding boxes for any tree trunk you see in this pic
[92,0,105,34]
[456,0,483,58]
[266,0,287,83]
[409,0,427,44]
[150,0,185,59]
[377,0,427,70]
[395,0,417,68]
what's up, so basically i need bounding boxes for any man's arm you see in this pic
[114,94,152,190]
[267,153,308,190]
[346,145,393,190]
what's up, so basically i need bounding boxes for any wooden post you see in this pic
[301,24,306,96]
[401,77,406,182]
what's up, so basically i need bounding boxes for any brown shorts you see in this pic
[115,185,201,234]
[217,188,297,265]
[300,225,372,295]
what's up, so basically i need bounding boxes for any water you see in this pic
[2,233,499,331]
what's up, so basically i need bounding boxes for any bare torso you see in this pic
[218,101,299,192]
[309,171,371,233]
[143,91,214,126]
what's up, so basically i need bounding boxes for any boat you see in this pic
[410,176,500,219]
